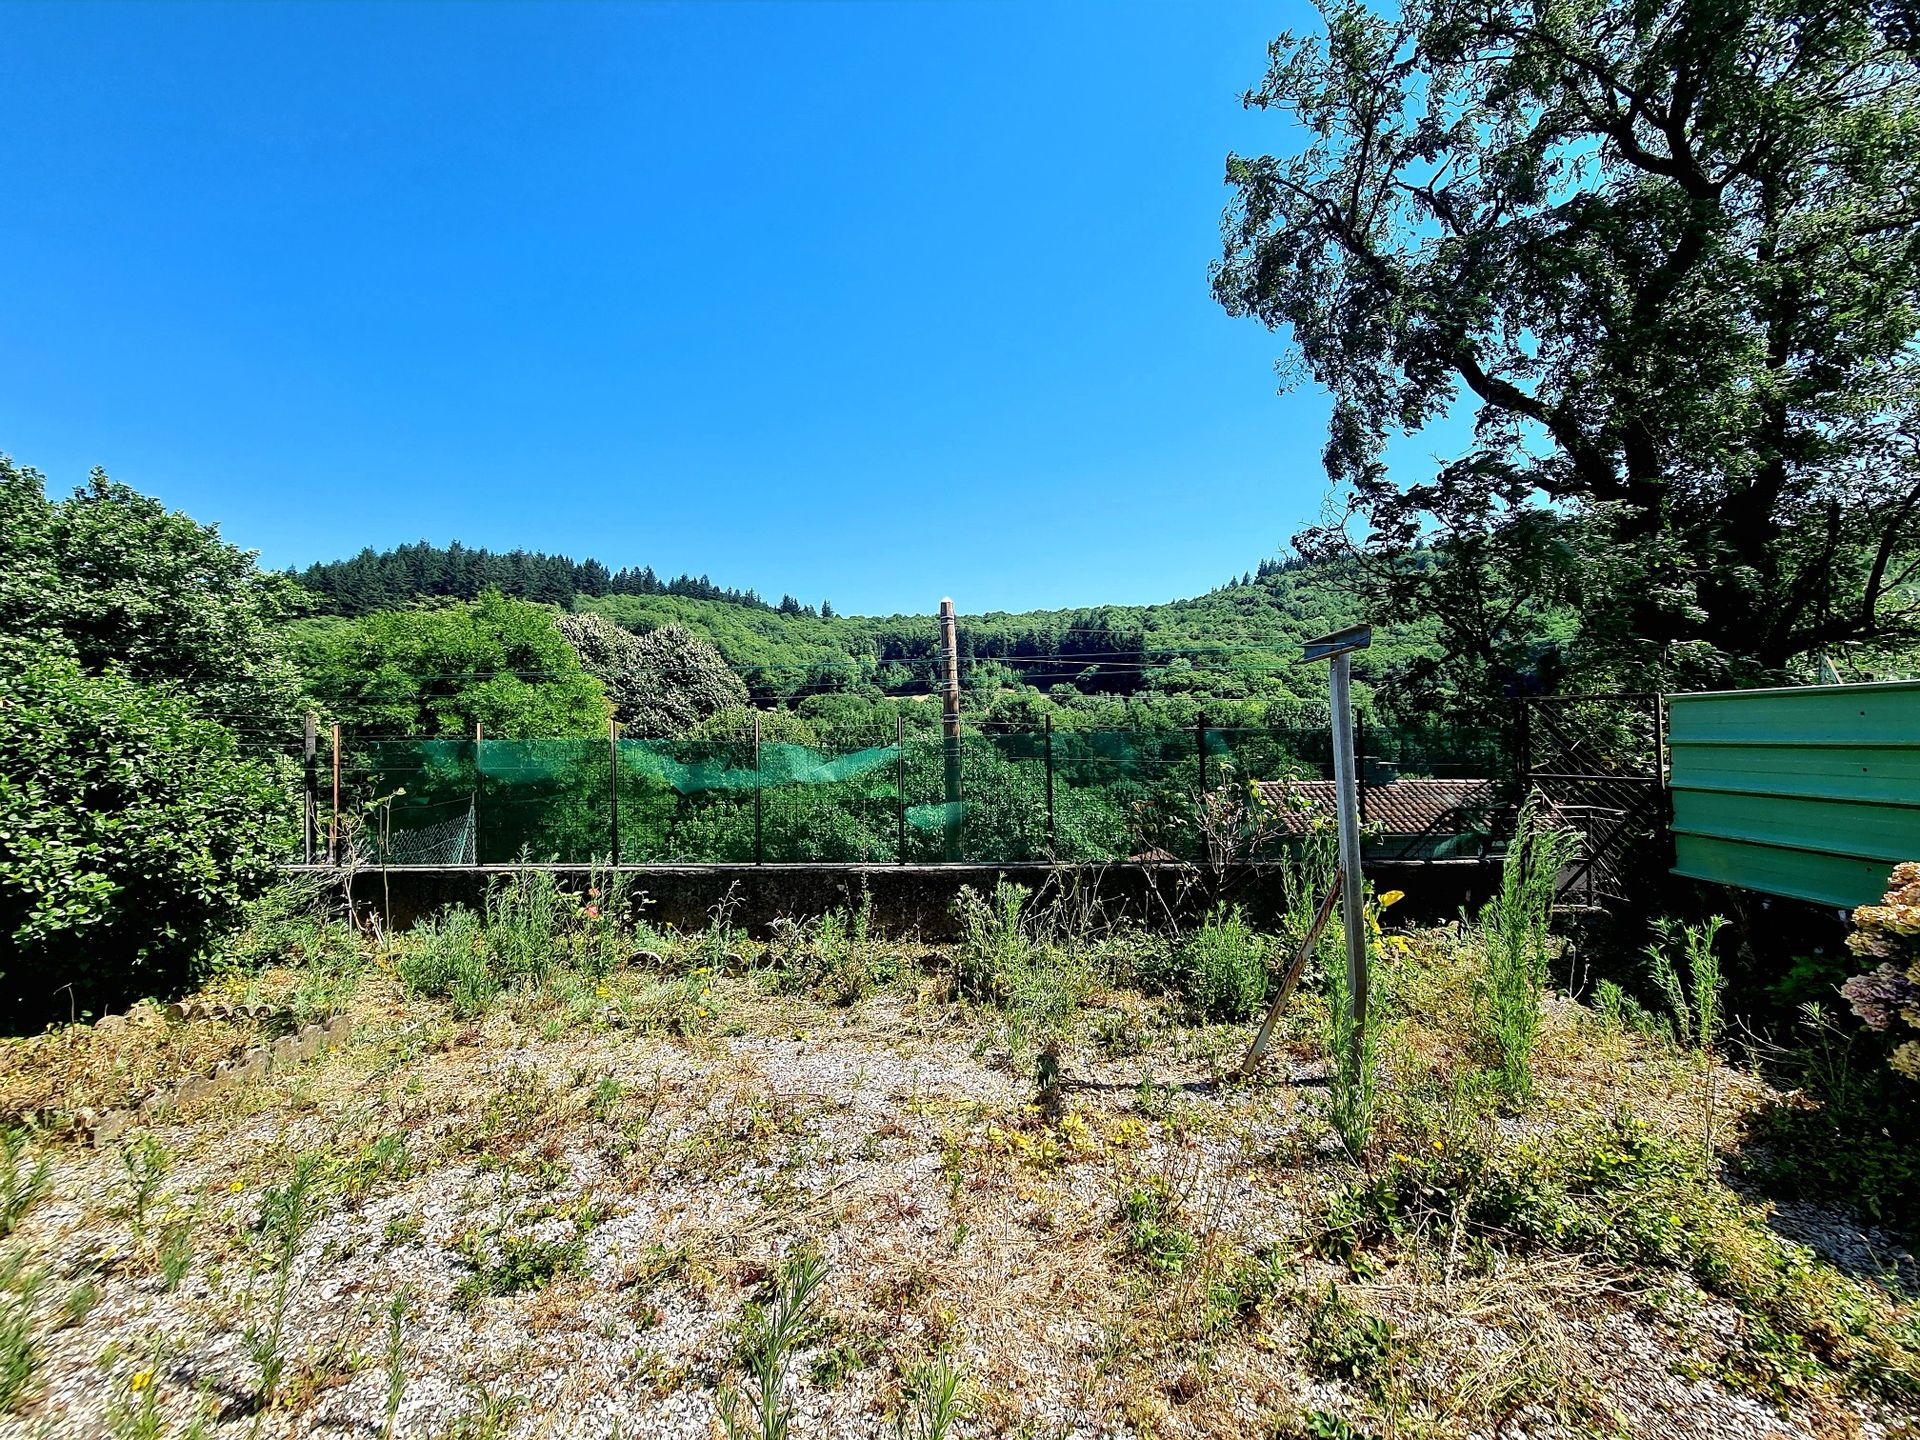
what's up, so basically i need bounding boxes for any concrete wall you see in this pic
[299,859,1501,937]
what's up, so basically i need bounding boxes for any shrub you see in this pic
[1841,862,1920,1081]
[1179,905,1270,1022]
[0,656,292,1024]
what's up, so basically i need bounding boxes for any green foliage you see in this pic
[768,898,894,1005]
[395,869,633,1015]
[0,1133,48,1240]
[0,1251,42,1413]
[0,457,299,721]
[1177,906,1272,1022]
[1118,1179,1196,1274]
[0,655,293,1023]
[1300,1284,1395,1393]
[1217,0,1920,705]
[894,1354,966,1440]
[951,883,1094,1066]
[1324,932,1380,1158]
[288,591,607,738]
[1740,1003,1920,1226]
[247,1153,325,1410]
[450,1231,583,1309]
[1312,1106,1920,1402]
[1477,801,1579,1100]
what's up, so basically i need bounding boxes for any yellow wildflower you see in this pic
[129,1369,153,1393]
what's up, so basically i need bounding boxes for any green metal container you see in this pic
[1667,679,1920,909]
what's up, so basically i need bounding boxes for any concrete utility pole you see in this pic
[939,598,963,861]
[1304,624,1373,1056]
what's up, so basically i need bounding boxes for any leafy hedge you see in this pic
[0,657,293,1024]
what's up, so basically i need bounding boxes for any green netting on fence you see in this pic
[325,723,1510,865]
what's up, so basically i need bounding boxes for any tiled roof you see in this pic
[1256,777,1497,836]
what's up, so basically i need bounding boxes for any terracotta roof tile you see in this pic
[1256,777,1497,836]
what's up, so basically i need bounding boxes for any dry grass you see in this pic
[0,918,1911,1440]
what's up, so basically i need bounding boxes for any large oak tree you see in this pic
[1216,0,1920,704]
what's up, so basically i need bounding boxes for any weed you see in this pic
[1300,1283,1396,1394]
[1647,914,1728,1166]
[1118,1179,1196,1274]
[383,1289,411,1440]
[1324,940,1380,1157]
[952,883,1093,1073]
[245,1153,325,1412]
[58,1278,99,1329]
[116,1134,168,1243]
[158,1221,193,1292]
[1476,798,1579,1102]
[106,1364,165,1440]
[0,1251,44,1412]
[383,1213,424,1247]
[1179,905,1271,1022]
[0,1131,49,1238]
[450,1219,586,1309]
[719,1251,829,1440]
[895,1353,966,1440]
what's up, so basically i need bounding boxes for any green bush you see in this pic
[0,656,293,1024]
[1179,905,1270,1021]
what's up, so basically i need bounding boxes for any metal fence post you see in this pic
[896,710,907,864]
[303,713,317,864]
[1044,714,1056,856]
[608,717,621,866]
[753,710,764,865]
[472,721,483,868]
[329,723,342,866]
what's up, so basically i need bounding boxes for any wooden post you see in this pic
[939,598,963,862]
[329,723,342,865]
[472,721,483,867]
[896,710,907,864]
[1044,714,1056,856]
[753,710,764,865]
[608,717,621,867]
[303,713,317,864]
[1238,869,1343,1077]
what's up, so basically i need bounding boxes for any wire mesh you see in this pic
[313,721,1513,865]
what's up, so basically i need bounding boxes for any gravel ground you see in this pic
[2,969,1914,1440]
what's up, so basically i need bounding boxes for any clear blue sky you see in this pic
[0,1,1461,616]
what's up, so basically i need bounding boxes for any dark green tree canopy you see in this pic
[1216,0,1920,696]
[0,457,301,723]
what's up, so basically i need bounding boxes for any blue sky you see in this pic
[0,1,1464,615]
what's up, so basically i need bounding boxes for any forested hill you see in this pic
[574,561,1439,708]
[293,541,781,616]
[288,539,1447,710]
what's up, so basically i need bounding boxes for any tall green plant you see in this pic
[1477,799,1579,1101]
[1647,914,1728,1169]
[719,1252,829,1440]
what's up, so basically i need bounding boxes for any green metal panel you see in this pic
[1667,679,1920,908]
